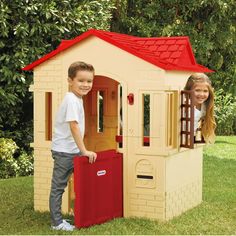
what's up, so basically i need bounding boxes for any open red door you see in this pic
[73,149,123,228]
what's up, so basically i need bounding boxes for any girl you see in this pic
[184,73,216,144]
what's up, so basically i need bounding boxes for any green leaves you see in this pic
[112,0,236,81]
[0,0,115,151]
[0,138,33,178]
[0,138,18,161]
[112,0,236,133]
[1,0,235,151]
[214,89,236,135]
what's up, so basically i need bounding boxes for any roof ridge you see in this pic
[137,36,189,40]
[95,29,138,37]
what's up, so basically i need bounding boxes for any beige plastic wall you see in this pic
[127,145,203,220]
[165,146,203,220]
[30,59,65,212]
[31,35,202,220]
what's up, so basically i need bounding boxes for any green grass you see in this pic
[0,136,236,235]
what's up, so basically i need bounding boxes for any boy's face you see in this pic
[68,70,94,97]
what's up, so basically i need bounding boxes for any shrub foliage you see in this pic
[0,138,33,178]
[0,0,115,151]
[112,0,236,134]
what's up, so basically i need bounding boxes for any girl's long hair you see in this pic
[184,73,216,144]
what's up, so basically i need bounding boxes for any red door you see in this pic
[73,149,123,227]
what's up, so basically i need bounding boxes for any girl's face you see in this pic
[192,82,209,107]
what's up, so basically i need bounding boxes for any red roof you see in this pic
[22,29,213,72]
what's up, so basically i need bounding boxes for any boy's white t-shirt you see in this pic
[52,92,85,154]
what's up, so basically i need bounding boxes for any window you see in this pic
[118,85,123,136]
[142,94,150,146]
[45,92,52,141]
[97,90,104,133]
[118,85,123,148]
[180,90,194,148]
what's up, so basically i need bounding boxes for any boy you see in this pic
[49,61,97,231]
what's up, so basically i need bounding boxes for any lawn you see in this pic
[0,136,235,235]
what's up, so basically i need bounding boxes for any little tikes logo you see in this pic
[97,170,106,176]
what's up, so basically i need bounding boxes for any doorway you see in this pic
[83,76,119,152]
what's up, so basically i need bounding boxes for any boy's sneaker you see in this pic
[62,219,75,229]
[51,220,75,231]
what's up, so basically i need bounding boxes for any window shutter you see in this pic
[180,90,194,149]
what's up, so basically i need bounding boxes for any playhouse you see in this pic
[23,29,212,221]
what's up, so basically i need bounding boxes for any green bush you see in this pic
[0,0,115,155]
[0,138,18,160]
[0,138,33,179]
[0,138,18,178]
[0,156,19,179]
[214,89,236,135]
[17,152,34,177]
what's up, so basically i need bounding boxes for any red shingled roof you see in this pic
[22,29,213,72]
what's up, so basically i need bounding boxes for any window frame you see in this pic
[166,91,178,149]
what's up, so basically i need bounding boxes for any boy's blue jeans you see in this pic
[49,150,80,226]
